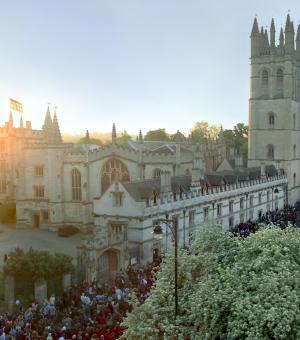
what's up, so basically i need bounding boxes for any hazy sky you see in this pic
[0,0,299,135]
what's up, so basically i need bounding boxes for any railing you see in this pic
[145,174,287,208]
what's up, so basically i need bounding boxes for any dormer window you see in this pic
[112,192,123,207]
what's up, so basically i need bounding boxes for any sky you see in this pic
[0,0,299,135]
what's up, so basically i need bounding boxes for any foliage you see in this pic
[223,123,248,161]
[123,225,300,339]
[169,130,186,142]
[4,248,73,281]
[78,136,103,146]
[117,130,133,143]
[189,121,221,143]
[144,128,169,141]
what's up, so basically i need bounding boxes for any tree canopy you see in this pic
[4,248,73,280]
[144,128,169,141]
[117,130,133,143]
[123,225,300,339]
[189,121,222,143]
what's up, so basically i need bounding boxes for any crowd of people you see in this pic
[0,262,158,339]
[231,202,300,237]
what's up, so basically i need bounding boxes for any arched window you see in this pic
[153,168,161,178]
[294,144,296,158]
[293,173,296,187]
[267,144,274,159]
[261,70,269,98]
[72,168,82,201]
[276,68,284,97]
[101,158,130,193]
[262,70,269,87]
[268,112,275,126]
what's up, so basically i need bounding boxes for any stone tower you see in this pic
[248,15,300,203]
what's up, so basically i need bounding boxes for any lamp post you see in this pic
[152,217,178,317]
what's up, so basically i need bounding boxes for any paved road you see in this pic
[0,224,83,269]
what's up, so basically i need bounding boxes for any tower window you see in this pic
[276,68,284,97]
[294,144,296,158]
[261,70,269,87]
[268,112,275,126]
[294,173,296,187]
[267,144,274,159]
[71,168,82,201]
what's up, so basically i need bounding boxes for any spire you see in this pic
[43,104,53,143]
[9,111,13,128]
[43,105,52,130]
[112,123,117,145]
[250,17,260,57]
[20,115,23,129]
[296,25,300,58]
[138,129,143,143]
[250,17,259,37]
[279,28,284,48]
[285,13,291,32]
[285,14,294,53]
[52,108,62,143]
[260,26,265,53]
[297,24,300,41]
[270,18,275,48]
[264,29,269,53]
[85,130,90,143]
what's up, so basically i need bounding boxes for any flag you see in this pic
[10,98,23,112]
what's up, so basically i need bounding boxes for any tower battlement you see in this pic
[251,14,300,58]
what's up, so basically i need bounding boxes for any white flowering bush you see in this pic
[123,225,300,339]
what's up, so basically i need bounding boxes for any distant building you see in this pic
[1,15,297,279]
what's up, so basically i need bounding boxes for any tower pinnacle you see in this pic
[112,123,117,145]
[270,18,275,48]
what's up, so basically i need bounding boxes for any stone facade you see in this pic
[248,14,300,203]
[0,106,226,230]
[79,170,287,279]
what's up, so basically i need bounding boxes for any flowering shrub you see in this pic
[123,225,300,339]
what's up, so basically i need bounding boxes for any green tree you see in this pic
[189,121,221,143]
[169,130,186,142]
[123,225,300,339]
[4,248,73,280]
[144,128,169,141]
[78,136,103,146]
[117,130,132,143]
